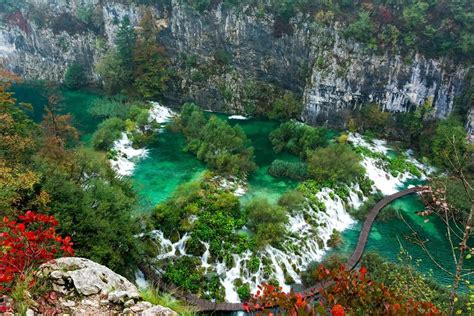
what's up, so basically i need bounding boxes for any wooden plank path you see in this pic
[141,186,425,312]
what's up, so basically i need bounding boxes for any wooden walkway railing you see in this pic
[140,186,425,312]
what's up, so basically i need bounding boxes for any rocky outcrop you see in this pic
[36,257,177,315]
[0,0,470,127]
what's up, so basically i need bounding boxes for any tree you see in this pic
[35,148,143,277]
[115,16,136,81]
[245,265,441,315]
[431,118,469,170]
[174,104,256,177]
[307,144,364,185]
[63,63,87,90]
[268,92,303,120]
[245,198,288,248]
[133,9,170,100]
[95,49,129,94]
[269,121,328,158]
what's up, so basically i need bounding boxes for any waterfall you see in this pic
[110,102,175,176]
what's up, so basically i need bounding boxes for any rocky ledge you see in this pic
[32,257,177,316]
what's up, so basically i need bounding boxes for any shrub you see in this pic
[88,96,130,119]
[174,104,256,177]
[307,144,364,186]
[92,117,125,151]
[278,190,305,212]
[0,211,74,294]
[237,284,251,301]
[327,229,343,248]
[245,198,288,248]
[268,159,308,180]
[270,121,329,158]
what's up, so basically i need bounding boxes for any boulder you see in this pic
[37,257,178,315]
[38,257,138,297]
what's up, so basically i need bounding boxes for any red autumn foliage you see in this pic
[244,264,441,316]
[0,211,74,293]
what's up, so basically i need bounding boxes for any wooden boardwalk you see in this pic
[141,186,425,312]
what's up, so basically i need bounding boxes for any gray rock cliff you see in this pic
[0,0,471,127]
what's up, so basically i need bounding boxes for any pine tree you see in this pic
[133,9,169,100]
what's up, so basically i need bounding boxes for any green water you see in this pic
[12,83,103,142]
[132,115,300,210]
[335,193,473,288]
[132,130,205,211]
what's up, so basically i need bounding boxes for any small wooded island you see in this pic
[0,0,473,315]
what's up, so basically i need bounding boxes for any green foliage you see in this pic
[174,103,256,177]
[268,159,308,180]
[96,48,129,94]
[348,192,384,221]
[36,148,143,277]
[350,104,391,134]
[163,256,204,293]
[278,190,305,212]
[268,92,303,121]
[245,197,288,248]
[327,229,343,248]
[307,144,364,186]
[270,121,329,158]
[431,118,470,170]
[344,11,374,43]
[361,252,456,312]
[140,288,196,315]
[152,177,253,260]
[116,16,136,76]
[92,117,125,150]
[133,9,170,100]
[214,49,232,65]
[63,63,87,90]
[237,284,251,301]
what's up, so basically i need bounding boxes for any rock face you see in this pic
[0,0,471,126]
[37,257,177,315]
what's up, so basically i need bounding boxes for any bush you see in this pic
[278,190,305,211]
[270,121,328,158]
[268,159,308,180]
[245,198,288,248]
[307,144,364,186]
[64,63,87,90]
[237,284,251,301]
[327,229,343,248]
[0,211,74,295]
[174,103,256,177]
[92,117,125,150]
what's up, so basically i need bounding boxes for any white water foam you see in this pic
[228,115,249,120]
[110,102,175,176]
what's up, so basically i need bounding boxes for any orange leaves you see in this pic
[331,304,345,316]
[245,264,442,316]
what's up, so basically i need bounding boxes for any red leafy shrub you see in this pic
[245,265,441,315]
[0,211,74,293]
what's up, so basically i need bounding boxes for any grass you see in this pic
[139,287,197,315]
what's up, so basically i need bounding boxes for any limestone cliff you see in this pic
[0,0,471,126]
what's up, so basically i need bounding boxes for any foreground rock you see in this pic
[36,257,177,316]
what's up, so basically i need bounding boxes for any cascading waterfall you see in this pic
[110,102,175,176]
[143,125,432,303]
